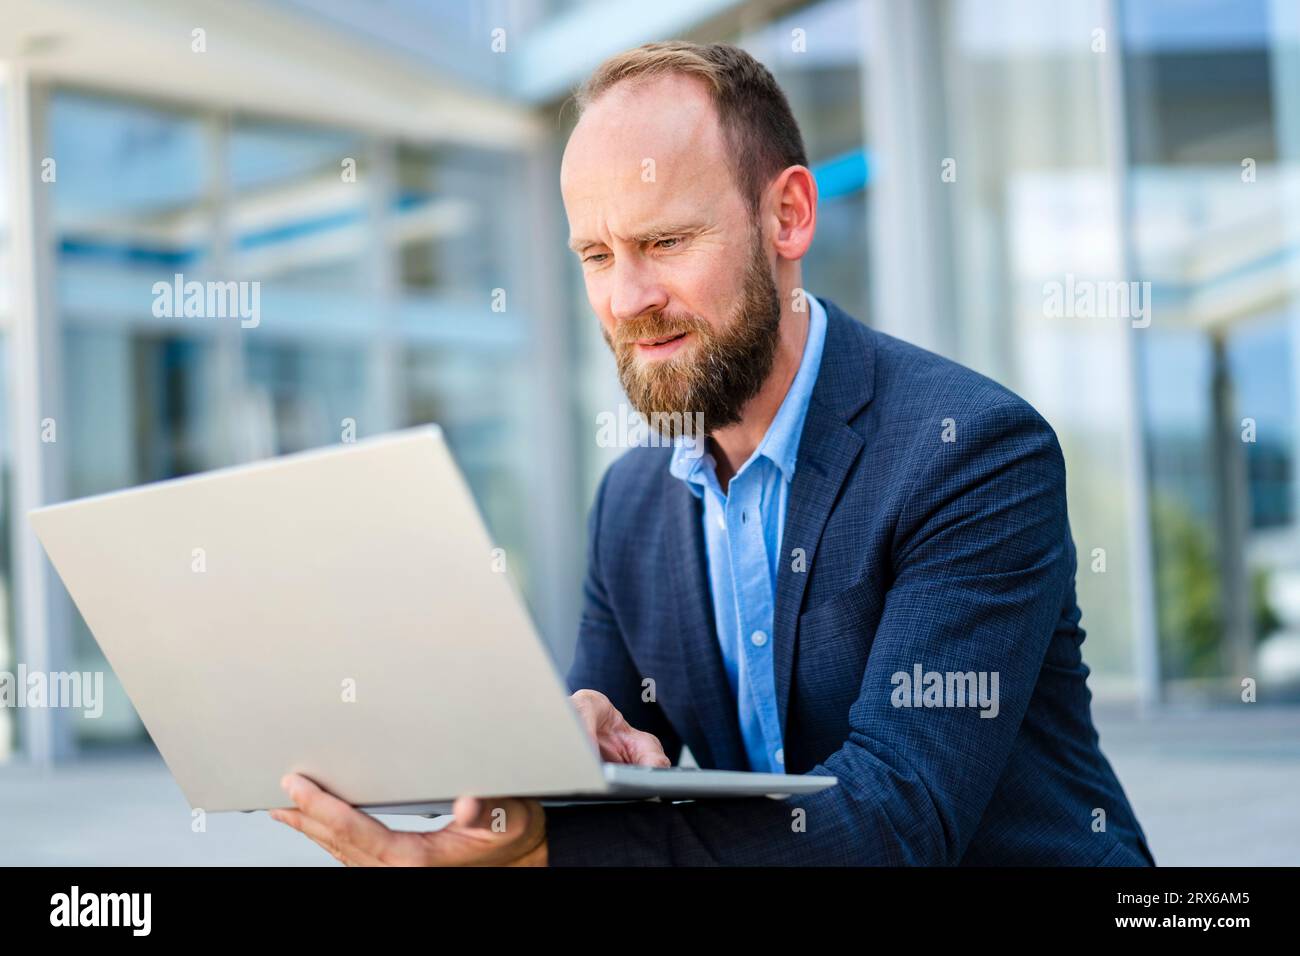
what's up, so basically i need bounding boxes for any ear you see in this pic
[768,165,817,262]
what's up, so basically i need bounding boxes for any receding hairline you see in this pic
[564,71,728,169]
[568,41,809,218]
[573,43,725,111]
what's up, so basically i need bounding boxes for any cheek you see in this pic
[675,255,742,323]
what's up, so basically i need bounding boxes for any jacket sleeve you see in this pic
[564,462,684,766]
[546,401,1070,865]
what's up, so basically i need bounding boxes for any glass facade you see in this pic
[2,0,1298,762]
[937,0,1141,685]
[742,0,871,323]
[41,89,542,748]
[1123,0,1277,686]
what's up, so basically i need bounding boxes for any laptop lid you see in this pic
[29,426,607,811]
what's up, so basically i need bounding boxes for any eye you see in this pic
[655,237,681,250]
[583,252,610,264]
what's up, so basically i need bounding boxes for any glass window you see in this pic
[227,118,377,457]
[242,340,371,457]
[49,92,211,290]
[1123,0,1279,684]
[1229,316,1293,530]
[228,118,370,297]
[395,144,518,301]
[940,0,1139,682]
[740,0,871,322]
[400,346,535,599]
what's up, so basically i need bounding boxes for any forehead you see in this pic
[560,74,738,231]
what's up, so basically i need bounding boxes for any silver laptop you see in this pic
[29,426,836,814]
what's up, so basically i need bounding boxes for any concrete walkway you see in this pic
[0,704,1296,865]
[1091,703,1300,866]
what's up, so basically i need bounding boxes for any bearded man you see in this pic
[273,40,1154,868]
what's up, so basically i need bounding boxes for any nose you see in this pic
[608,255,669,325]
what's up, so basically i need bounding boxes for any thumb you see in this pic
[451,795,482,827]
[451,796,524,835]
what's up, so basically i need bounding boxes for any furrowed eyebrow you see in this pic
[568,225,702,255]
[632,224,700,244]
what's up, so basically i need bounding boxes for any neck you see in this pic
[709,292,810,492]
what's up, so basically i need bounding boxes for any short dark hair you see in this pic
[575,41,809,215]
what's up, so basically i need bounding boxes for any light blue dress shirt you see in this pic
[668,294,827,773]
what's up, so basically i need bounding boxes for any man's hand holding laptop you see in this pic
[270,690,669,866]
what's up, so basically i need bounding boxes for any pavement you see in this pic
[1089,703,1300,866]
[0,703,1296,866]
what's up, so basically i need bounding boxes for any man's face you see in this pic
[560,74,782,437]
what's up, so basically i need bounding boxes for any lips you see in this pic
[636,331,687,347]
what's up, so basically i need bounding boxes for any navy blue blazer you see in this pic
[547,299,1155,866]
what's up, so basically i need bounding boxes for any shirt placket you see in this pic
[727,471,785,773]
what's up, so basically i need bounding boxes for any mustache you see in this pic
[609,312,711,349]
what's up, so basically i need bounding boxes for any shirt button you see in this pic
[750,630,768,647]
[775,748,785,765]
[717,514,726,530]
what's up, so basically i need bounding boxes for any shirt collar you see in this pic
[668,293,828,494]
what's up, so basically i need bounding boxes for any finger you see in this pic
[585,711,647,764]
[269,807,384,866]
[570,696,603,749]
[280,807,453,868]
[269,809,349,865]
[451,796,517,833]
[451,796,481,827]
[619,730,671,767]
[281,774,396,860]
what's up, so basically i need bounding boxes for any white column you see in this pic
[863,0,958,355]
[5,68,74,762]
[1269,0,1300,543]
[1098,0,1161,710]
[365,139,401,436]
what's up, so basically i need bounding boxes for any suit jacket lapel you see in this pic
[662,476,749,770]
[772,301,875,739]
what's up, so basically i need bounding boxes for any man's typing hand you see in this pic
[570,689,672,767]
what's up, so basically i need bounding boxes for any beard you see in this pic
[603,232,782,440]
